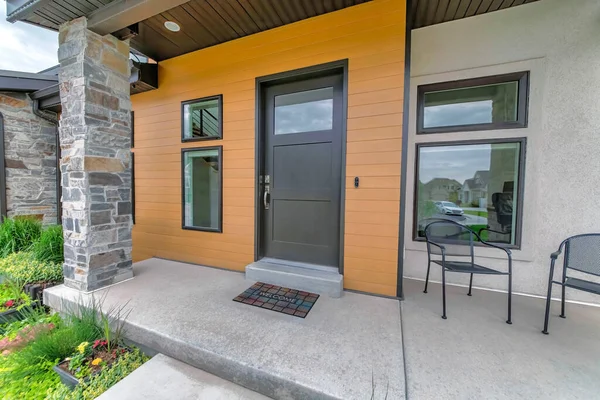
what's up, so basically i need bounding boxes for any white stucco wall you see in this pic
[404,0,600,303]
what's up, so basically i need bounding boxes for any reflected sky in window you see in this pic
[419,144,493,184]
[275,87,333,134]
[424,100,493,128]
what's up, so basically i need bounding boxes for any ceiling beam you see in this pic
[87,0,192,36]
[5,0,52,23]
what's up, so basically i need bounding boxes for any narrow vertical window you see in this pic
[182,146,222,232]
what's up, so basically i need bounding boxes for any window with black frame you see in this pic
[181,95,223,141]
[182,146,222,232]
[417,72,528,134]
[415,139,525,246]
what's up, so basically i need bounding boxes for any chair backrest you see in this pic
[424,220,475,259]
[564,234,600,277]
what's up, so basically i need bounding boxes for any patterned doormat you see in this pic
[233,282,319,318]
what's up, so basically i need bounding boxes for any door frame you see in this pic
[254,59,349,273]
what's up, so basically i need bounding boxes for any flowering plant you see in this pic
[4,299,14,308]
[92,339,108,350]
[68,342,93,378]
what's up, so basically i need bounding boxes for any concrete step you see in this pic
[245,259,343,298]
[97,354,271,400]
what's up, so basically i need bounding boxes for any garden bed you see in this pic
[0,299,149,400]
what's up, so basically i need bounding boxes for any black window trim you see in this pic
[181,94,224,142]
[417,71,529,135]
[131,110,134,148]
[412,137,527,250]
[181,145,223,233]
[131,152,135,225]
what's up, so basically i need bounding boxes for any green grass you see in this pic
[31,225,64,264]
[463,210,489,218]
[0,218,42,258]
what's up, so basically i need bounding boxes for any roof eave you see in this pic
[5,0,50,23]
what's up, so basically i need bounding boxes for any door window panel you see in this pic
[274,87,333,135]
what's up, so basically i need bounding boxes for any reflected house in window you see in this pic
[460,170,489,208]
[420,178,462,203]
[415,140,524,246]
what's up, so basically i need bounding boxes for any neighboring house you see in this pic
[420,178,462,202]
[2,0,599,305]
[461,170,489,207]
[0,69,60,224]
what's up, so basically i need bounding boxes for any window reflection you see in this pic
[274,87,333,135]
[423,81,519,129]
[416,142,522,245]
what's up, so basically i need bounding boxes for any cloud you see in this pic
[0,4,58,72]
[424,101,493,128]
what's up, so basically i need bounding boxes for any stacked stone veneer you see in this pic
[0,92,58,224]
[58,17,133,291]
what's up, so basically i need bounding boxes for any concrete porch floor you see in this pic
[44,258,600,399]
[44,258,404,400]
[401,279,600,399]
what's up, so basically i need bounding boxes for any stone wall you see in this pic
[0,92,58,225]
[58,17,133,292]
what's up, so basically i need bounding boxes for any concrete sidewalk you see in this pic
[97,354,270,400]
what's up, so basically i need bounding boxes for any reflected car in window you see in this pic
[435,201,464,216]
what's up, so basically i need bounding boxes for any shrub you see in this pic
[0,353,61,400]
[0,218,42,257]
[32,225,64,264]
[0,252,63,285]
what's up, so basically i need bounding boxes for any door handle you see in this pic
[263,186,270,210]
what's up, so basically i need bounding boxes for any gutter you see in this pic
[31,98,61,225]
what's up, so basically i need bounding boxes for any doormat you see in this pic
[233,282,319,318]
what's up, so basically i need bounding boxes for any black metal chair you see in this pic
[542,234,600,334]
[423,220,513,323]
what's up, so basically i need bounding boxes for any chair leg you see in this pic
[560,284,566,318]
[423,260,431,293]
[506,272,512,325]
[542,280,553,335]
[441,268,447,320]
[467,273,473,296]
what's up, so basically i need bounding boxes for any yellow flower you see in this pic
[77,342,89,354]
[91,358,102,366]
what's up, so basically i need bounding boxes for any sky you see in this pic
[0,4,58,72]
[419,144,493,185]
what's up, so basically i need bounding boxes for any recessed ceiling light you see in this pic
[164,21,180,32]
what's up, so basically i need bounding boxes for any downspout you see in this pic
[0,112,7,220]
[31,98,61,225]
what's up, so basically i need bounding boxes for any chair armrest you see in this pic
[550,250,562,260]
[478,227,511,236]
[426,241,446,251]
[480,239,512,258]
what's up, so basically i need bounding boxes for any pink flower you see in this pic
[5,300,14,308]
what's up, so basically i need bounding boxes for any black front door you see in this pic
[262,74,343,268]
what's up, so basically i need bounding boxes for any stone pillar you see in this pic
[58,17,133,291]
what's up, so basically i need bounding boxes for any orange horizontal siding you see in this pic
[132,0,405,295]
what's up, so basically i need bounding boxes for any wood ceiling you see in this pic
[130,0,371,61]
[410,0,539,29]
[14,0,540,61]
